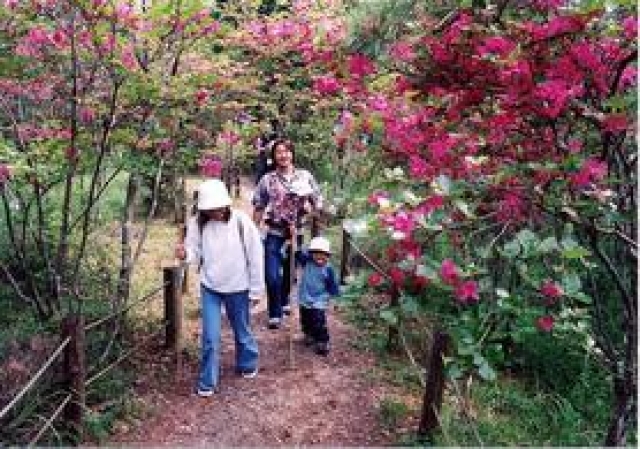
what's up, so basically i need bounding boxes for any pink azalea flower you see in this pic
[195,89,209,106]
[571,158,607,188]
[218,131,240,145]
[65,146,78,161]
[0,164,11,184]
[199,156,223,178]
[541,280,564,299]
[120,44,138,71]
[455,280,480,304]
[536,315,555,332]
[157,139,174,154]
[51,29,68,48]
[601,114,628,134]
[367,190,389,207]
[367,272,384,287]
[477,36,516,57]
[389,42,415,63]
[391,211,415,234]
[313,75,341,96]
[567,139,583,154]
[409,156,430,179]
[389,267,405,286]
[622,16,638,41]
[416,195,444,216]
[79,107,96,124]
[439,259,459,286]
[533,80,575,119]
[347,54,375,78]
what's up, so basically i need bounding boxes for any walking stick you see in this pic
[288,224,296,370]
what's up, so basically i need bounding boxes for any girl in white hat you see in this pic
[297,236,340,356]
[176,179,265,396]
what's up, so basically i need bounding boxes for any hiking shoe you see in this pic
[282,305,291,316]
[196,387,215,397]
[267,317,281,329]
[315,342,330,356]
[240,368,258,379]
[302,335,315,347]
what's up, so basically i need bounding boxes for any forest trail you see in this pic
[108,176,397,446]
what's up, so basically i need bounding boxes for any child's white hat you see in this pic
[308,236,331,254]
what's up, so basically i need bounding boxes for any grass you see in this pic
[339,289,614,446]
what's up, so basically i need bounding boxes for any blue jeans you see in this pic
[264,233,287,320]
[198,286,259,391]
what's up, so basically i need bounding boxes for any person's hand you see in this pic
[175,243,186,260]
[249,295,262,308]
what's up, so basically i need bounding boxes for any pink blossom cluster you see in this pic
[199,156,223,178]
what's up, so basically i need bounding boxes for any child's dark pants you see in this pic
[299,306,329,343]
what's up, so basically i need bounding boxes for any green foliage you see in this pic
[378,397,410,431]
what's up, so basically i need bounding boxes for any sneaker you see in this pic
[302,335,315,347]
[196,387,215,397]
[240,368,258,379]
[315,342,330,356]
[282,305,291,316]
[267,317,281,329]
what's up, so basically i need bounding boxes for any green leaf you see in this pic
[445,362,464,380]
[379,309,398,325]
[516,229,537,250]
[501,239,521,259]
[572,292,593,305]
[400,296,420,316]
[478,361,497,381]
[473,352,486,367]
[561,246,590,259]
[562,273,583,296]
[538,236,559,253]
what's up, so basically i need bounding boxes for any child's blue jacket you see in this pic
[297,251,340,309]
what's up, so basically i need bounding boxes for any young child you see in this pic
[297,236,340,356]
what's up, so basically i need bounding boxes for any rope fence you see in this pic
[1,265,186,445]
[0,336,71,421]
[339,226,450,440]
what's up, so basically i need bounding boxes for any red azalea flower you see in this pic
[455,280,479,304]
[541,280,564,298]
[536,315,555,332]
[367,272,384,287]
[389,267,405,286]
[439,259,460,286]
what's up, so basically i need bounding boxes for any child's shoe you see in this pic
[267,317,281,329]
[302,334,315,347]
[314,342,330,356]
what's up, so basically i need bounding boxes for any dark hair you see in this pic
[270,138,295,164]
[197,207,231,234]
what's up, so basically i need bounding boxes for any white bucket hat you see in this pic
[197,179,232,210]
[308,236,331,254]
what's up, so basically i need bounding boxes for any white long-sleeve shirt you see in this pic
[184,209,265,298]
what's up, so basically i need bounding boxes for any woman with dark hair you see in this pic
[252,139,323,329]
[176,179,264,396]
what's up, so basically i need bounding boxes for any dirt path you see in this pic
[108,177,396,446]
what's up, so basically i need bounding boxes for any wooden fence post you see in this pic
[387,286,400,352]
[417,330,451,440]
[339,227,351,285]
[62,315,86,442]
[179,222,189,294]
[163,267,183,352]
